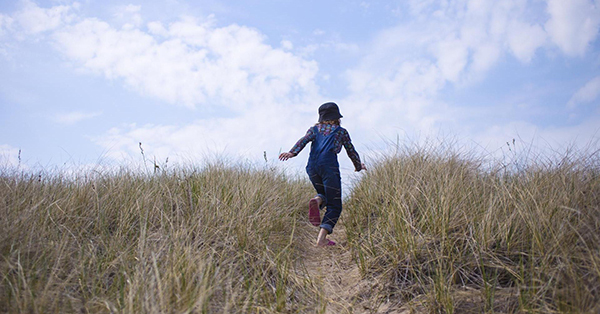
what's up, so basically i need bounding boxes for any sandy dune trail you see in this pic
[297,221,410,313]
[296,220,520,314]
[296,218,414,314]
[298,223,362,313]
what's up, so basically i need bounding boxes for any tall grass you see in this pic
[346,142,600,313]
[0,162,317,313]
[3,141,600,313]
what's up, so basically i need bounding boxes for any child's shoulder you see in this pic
[315,123,344,130]
[336,126,349,133]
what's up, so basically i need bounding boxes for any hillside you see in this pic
[1,144,599,313]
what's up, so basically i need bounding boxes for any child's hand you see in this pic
[357,163,367,172]
[279,152,295,161]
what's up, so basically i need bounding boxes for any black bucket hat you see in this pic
[318,102,343,122]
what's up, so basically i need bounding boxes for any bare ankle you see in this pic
[316,228,328,243]
[316,196,323,206]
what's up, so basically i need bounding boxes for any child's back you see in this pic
[279,102,366,247]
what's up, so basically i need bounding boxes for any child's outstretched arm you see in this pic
[340,129,366,171]
[279,127,316,162]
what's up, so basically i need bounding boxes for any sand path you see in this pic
[297,219,410,313]
[299,222,363,313]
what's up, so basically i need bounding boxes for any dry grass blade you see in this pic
[0,162,320,313]
[345,141,600,313]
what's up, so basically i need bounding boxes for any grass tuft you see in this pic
[0,162,317,313]
[345,142,600,313]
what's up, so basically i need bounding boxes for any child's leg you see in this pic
[306,167,327,207]
[306,167,326,226]
[319,167,342,234]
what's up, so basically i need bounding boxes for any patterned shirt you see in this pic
[289,124,362,171]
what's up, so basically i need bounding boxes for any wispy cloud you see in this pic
[0,13,14,37]
[92,108,314,168]
[343,0,600,152]
[53,111,102,125]
[545,0,600,56]
[113,4,142,29]
[12,0,76,35]
[1,1,324,168]
[568,76,600,109]
[1,0,599,170]
[2,2,321,112]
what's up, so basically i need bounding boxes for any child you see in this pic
[279,102,366,247]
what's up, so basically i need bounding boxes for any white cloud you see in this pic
[114,4,143,30]
[147,21,168,37]
[373,0,598,84]
[1,1,326,171]
[470,41,501,73]
[92,105,316,169]
[568,76,600,109]
[351,0,550,96]
[434,36,469,82]
[507,21,546,62]
[297,39,360,59]
[407,0,439,17]
[0,14,13,56]
[545,0,600,56]
[53,111,102,125]
[52,15,320,111]
[3,0,599,173]
[0,144,20,167]
[0,13,14,37]
[341,0,600,161]
[281,39,293,50]
[123,5,141,15]
[13,0,74,34]
[2,2,320,112]
[471,116,600,161]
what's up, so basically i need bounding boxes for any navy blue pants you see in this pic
[306,161,342,234]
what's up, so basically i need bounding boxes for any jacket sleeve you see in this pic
[289,127,316,156]
[340,129,362,171]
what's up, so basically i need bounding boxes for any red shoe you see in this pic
[308,198,321,226]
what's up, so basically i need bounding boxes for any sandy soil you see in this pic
[298,220,410,313]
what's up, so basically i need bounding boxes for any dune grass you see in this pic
[0,162,318,313]
[2,141,600,313]
[345,142,600,313]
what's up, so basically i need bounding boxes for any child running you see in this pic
[279,102,366,247]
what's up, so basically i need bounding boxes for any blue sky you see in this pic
[1,0,600,182]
